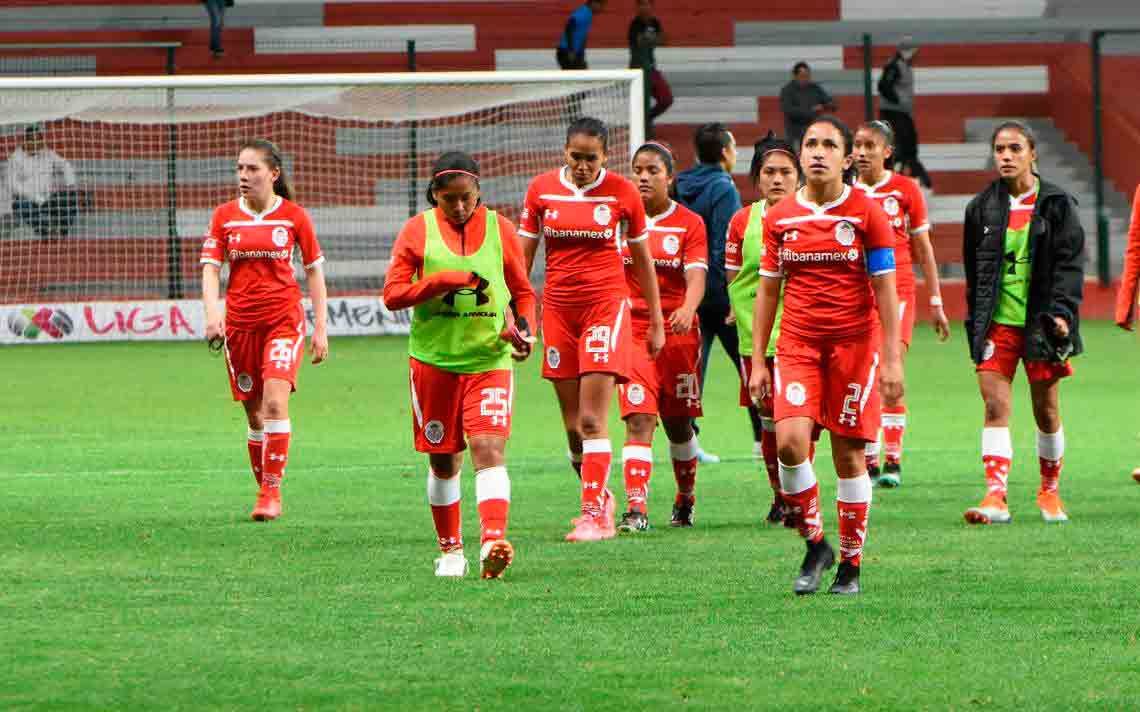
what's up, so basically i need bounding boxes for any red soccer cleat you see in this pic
[251,489,282,521]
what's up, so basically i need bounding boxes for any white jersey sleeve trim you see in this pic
[626,232,649,244]
[517,229,539,239]
[909,223,931,235]
[725,264,742,272]
[869,267,896,276]
[304,255,326,270]
[200,258,223,267]
[759,269,783,278]
[684,262,709,271]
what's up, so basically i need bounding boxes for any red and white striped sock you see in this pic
[669,436,698,504]
[246,427,264,486]
[864,439,881,469]
[882,404,907,464]
[1037,427,1065,493]
[428,468,462,552]
[760,417,779,494]
[261,419,291,494]
[475,466,510,544]
[837,474,872,566]
[982,427,1013,497]
[580,439,612,517]
[779,458,823,543]
[622,441,653,514]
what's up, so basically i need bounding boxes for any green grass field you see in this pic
[3,322,1139,709]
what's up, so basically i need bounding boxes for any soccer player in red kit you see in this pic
[853,120,951,487]
[383,152,537,578]
[726,132,800,524]
[519,117,666,542]
[201,139,329,522]
[1114,184,1140,483]
[749,117,904,595]
[615,141,707,532]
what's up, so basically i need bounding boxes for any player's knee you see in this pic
[777,442,809,466]
[261,397,288,420]
[468,436,505,467]
[578,413,606,439]
[983,397,1009,424]
[627,414,657,442]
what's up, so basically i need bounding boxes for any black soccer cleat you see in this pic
[617,510,650,533]
[765,495,786,526]
[670,498,694,528]
[793,537,836,595]
[828,562,861,595]
[879,461,902,488]
[867,462,881,484]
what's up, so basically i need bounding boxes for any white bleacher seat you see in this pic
[495,46,845,73]
[906,67,1048,95]
[255,25,476,54]
[841,0,1047,20]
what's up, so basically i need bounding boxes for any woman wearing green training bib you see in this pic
[383,152,538,580]
[962,120,1084,527]
[725,131,799,525]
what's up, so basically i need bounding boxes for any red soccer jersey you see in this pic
[519,167,648,309]
[853,171,929,291]
[760,186,895,342]
[621,200,708,323]
[725,204,754,273]
[200,196,324,329]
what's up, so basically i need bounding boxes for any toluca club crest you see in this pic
[593,203,612,226]
[835,221,856,246]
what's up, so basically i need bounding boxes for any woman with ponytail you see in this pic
[383,151,537,579]
[201,138,328,523]
[613,141,707,532]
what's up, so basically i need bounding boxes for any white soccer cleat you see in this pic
[434,550,469,577]
[697,448,721,465]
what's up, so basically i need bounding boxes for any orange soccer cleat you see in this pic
[1036,489,1069,523]
[964,492,1011,525]
[251,489,282,521]
[480,539,515,579]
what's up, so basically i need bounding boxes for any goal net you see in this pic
[0,70,643,343]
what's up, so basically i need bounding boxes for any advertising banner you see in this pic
[1,297,410,345]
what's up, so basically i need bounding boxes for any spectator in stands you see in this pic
[779,62,837,148]
[676,122,741,463]
[628,0,673,133]
[557,0,605,70]
[202,0,233,58]
[8,125,80,240]
[878,37,931,187]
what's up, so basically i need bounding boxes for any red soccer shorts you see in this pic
[223,303,306,401]
[773,330,882,442]
[976,323,1074,383]
[618,325,702,419]
[898,286,916,348]
[408,357,513,454]
[738,355,776,412]
[541,297,632,381]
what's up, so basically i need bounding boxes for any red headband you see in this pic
[434,169,479,180]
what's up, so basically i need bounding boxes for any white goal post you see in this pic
[0,70,644,344]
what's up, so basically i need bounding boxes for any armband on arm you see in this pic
[866,247,896,276]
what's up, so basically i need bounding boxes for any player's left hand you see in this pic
[500,312,537,361]
[880,358,904,404]
[647,321,666,359]
[931,305,951,342]
[310,328,329,364]
[725,307,736,326]
[1052,315,1069,339]
[668,304,696,334]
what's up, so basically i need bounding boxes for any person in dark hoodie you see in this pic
[962,120,1083,528]
[675,122,741,463]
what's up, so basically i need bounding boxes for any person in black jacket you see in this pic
[962,120,1083,527]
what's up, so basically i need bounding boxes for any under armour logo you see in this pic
[267,453,286,462]
[839,414,857,427]
[442,276,491,307]
[229,234,241,243]
[631,468,648,477]
[592,352,610,363]
[544,208,559,220]
[584,481,600,489]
